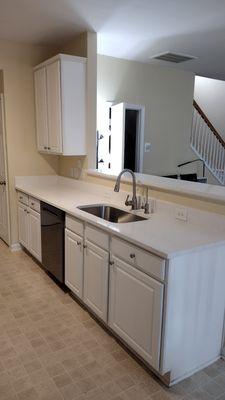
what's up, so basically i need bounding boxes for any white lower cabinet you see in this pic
[83,241,109,322]
[28,208,41,262]
[18,196,41,262]
[109,255,164,371]
[18,202,29,249]
[64,218,164,371]
[65,228,83,299]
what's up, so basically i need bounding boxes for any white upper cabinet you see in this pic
[34,67,48,152]
[46,60,62,154]
[34,54,86,156]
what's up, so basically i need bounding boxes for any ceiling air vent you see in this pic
[151,52,197,63]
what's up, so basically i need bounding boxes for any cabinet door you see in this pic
[65,229,83,299]
[18,203,29,249]
[46,61,63,154]
[28,208,41,262]
[34,67,48,152]
[84,241,109,322]
[109,256,164,371]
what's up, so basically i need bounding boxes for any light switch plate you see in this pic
[144,142,151,152]
[175,206,188,222]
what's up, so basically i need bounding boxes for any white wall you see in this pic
[97,55,195,176]
[194,76,225,139]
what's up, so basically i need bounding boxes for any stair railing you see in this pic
[191,101,225,185]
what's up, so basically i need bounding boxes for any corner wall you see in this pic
[58,31,97,178]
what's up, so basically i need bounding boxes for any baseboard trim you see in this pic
[10,243,22,252]
[169,356,221,386]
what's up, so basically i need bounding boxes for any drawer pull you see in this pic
[83,244,87,249]
[130,253,136,259]
[109,260,114,266]
[76,241,82,246]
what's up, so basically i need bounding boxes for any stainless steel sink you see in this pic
[77,204,146,223]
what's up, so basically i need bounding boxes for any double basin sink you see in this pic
[78,204,146,223]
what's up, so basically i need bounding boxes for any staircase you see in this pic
[191,100,225,185]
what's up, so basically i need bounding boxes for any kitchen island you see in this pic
[15,175,225,386]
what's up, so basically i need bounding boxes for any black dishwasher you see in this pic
[41,202,65,283]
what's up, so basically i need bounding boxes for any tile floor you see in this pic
[0,239,225,400]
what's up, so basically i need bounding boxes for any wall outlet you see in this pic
[175,206,188,222]
[144,142,151,152]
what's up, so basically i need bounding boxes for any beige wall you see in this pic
[0,33,96,246]
[0,39,59,245]
[97,55,195,176]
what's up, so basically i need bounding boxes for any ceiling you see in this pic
[1,0,225,79]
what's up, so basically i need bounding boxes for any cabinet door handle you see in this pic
[130,253,135,259]
[76,241,82,246]
[83,244,87,249]
[31,202,34,206]
[48,147,51,150]
[24,209,27,212]
[44,146,47,150]
[109,260,114,266]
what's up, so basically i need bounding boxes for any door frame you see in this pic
[123,103,145,173]
[0,93,11,245]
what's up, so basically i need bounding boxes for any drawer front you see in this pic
[29,197,40,213]
[111,237,165,281]
[18,192,29,206]
[66,215,84,236]
[85,225,109,251]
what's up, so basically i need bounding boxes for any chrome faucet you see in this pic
[114,169,138,210]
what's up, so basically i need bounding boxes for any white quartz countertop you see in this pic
[15,176,225,260]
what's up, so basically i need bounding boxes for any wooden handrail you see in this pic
[193,100,225,148]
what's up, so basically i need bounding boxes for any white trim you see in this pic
[169,356,221,386]
[0,94,11,246]
[10,243,21,252]
[33,54,87,71]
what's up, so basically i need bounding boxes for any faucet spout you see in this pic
[114,169,138,210]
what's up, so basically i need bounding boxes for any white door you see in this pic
[0,95,9,244]
[34,67,49,152]
[46,61,63,154]
[110,102,125,173]
[28,208,41,262]
[18,203,29,249]
[65,229,83,299]
[109,256,164,371]
[84,241,109,322]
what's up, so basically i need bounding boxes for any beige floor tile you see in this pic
[1,242,225,400]
[53,372,73,388]
[17,387,39,400]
